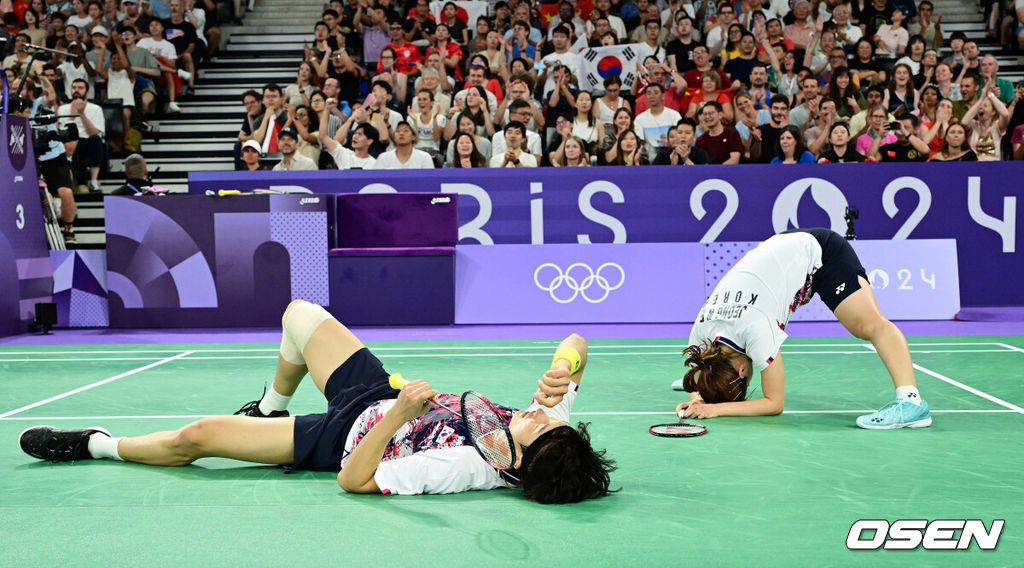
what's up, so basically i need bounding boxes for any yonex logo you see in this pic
[846,519,1004,550]
[534,262,625,304]
[835,283,846,295]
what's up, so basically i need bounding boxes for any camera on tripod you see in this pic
[29,110,79,156]
[844,206,859,240]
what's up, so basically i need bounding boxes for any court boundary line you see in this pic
[0,351,196,419]
[860,344,1024,415]
[0,409,1016,421]
[0,341,1011,356]
[995,342,1024,354]
[0,348,1018,363]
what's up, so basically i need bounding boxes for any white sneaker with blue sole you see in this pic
[856,399,932,429]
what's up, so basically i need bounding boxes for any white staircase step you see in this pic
[156,121,241,133]
[229,34,311,43]
[201,70,295,80]
[110,156,231,173]
[221,43,303,53]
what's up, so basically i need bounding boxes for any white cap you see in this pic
[241,140,262,153]
[92,25,109,36]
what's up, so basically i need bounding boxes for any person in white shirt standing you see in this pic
[371,121,435,169]
[58,78,107,192]
[673,228,931,430]
[633,82,682,161]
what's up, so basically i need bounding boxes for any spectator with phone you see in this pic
[856,104,898,156]
[867,113,929,162]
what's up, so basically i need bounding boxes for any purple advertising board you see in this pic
[104,194,329,327]
[189,163,1021,307]
[455,240,959,323]
[456,243,705,323]
[0,115,53,337]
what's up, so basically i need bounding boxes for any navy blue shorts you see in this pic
[790,228,868,312]
[290,348,400,471]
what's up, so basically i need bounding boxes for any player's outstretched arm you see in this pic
[337,380,436,493]
[678,351,786,418]
[534,334,587,407]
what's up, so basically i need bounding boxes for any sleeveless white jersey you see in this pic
[688,232,823,371]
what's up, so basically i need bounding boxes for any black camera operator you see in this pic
[11,94,79,246]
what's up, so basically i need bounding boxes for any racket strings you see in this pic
[461,394,516,469]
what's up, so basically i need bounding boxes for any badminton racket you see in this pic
[389,374,517,470]
[649,410,708,437]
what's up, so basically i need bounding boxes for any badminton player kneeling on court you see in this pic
[673,229,932,429]
[19,301,617,504]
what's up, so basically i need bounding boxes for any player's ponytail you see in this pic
[681,341,749,403]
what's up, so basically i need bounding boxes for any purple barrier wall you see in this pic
[50,250,109,327]
[0,115,53,337]
[455,240,959,323]
[104,195,329,327]
[189,163,1021,307]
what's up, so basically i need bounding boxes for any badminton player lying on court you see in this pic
[19,300,616,504]
[673,228,931,429]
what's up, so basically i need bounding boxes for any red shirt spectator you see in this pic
[382,20,422,74]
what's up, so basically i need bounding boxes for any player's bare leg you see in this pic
[832,276,916,388]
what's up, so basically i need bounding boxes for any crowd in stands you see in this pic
[2,0,230,149]
[2,0,240,243]
[232,0,1024,170]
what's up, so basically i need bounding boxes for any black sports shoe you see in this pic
[19,426,110,463]
[233,387,289,418]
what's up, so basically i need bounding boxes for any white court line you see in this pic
[1,348,1017,363]
[995,342,1024,355]
[0,351,196,419]
[912,364,1024,415]
[0,342,1008,356]
[0,409,1016,421]
[861,343,1024,414]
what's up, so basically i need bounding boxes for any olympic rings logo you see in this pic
[533,262,626,304]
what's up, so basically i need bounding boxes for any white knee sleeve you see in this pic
[279,301,333,365]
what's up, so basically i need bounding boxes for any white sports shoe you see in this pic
[177,68,192,81]
[167,101,182,113]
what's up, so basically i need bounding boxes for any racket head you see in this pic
[648,423,708,438]
[460,391,517,470]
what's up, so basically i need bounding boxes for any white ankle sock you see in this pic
[258,386,292,415]
[896,386,922,405]
[87,432,124,460]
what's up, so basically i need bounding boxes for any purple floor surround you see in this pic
[3,319,1024,346]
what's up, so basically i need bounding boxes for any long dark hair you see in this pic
[515,422,618,504]
[451,131,485,167]
[774,124,807,161]
[681,341,749,403]
[827,66,858,102]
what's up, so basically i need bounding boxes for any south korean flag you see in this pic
[575,43,643,93]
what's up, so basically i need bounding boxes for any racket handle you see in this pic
[678,410,687,419]
[219,189,242,196]
[389,373,408,390]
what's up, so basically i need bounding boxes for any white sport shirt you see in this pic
[688,232,823,371]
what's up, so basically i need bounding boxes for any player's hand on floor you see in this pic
[395,380,438,421]
[677,400,719,419]
[535,368,571,407]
